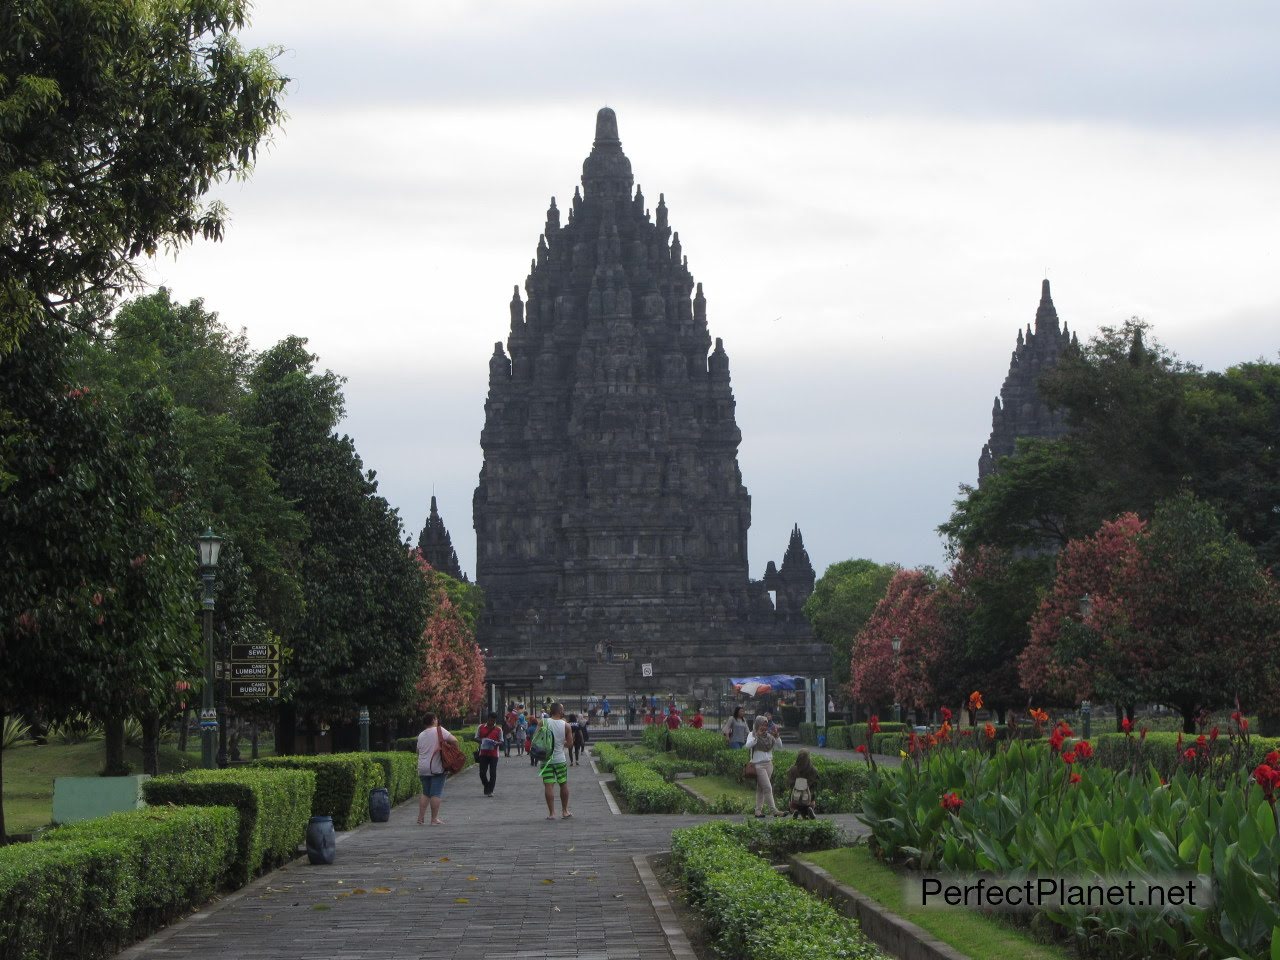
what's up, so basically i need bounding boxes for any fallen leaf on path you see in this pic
[372,887,392,894]
[466,876,478,881]
[439,857,450,862]
[352,889,367,895]
[541,879,555,885]
[455,897,470,904]
[312,904,330,911]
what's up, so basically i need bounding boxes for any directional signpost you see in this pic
[231,641,281,698]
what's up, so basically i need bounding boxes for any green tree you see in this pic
[246,338,427,752]
[1,324,197,836]
[0,0,288,353]
[803,559,899,689]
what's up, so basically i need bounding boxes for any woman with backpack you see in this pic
[745,715,783,818]
[786,749,819,819]
[415,713,459,825]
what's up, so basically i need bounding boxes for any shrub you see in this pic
[143,767,314,886]
[641,724,668,750]
[47,713,104,744]
[591,743,631,773]
[394,736,417,752]
[250,755,384,831]
[665,727,728,760]
[367,751,420,804]
[870,732,907,755]
[0,806,240,960]
[671,821,885,960]
[824,723,849,749]
[648,754,714,781]
[2,714,34,751]
[798,722,818,745]
[612,761,691,813]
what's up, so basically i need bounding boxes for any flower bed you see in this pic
[143,767,314,886]
[0,806,239,960]
[670,820,885,960]
[859,730,1280,960]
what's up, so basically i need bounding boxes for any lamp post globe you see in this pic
[198,528,223,770]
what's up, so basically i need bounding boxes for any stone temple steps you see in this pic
[586,661,629,700]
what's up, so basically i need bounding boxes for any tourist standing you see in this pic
[723,706,748,748]
[526,713,540,766]
[601,696,611,726]
[416,714,458,825]
[476,712,504,797]
[745,715,782,818]
[665,706,681,730]
[539,702,575,820]
[691,708,704,729]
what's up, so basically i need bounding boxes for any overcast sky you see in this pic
[145,0,1280,581]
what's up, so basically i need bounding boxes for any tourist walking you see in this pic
[539,702,575,819]
[476,711,503,796]
[527,713,540,766]
[568,713,588,765]
[786,749,819,819]
[416,714,458,825]
[723,706,748,749]
[746,715,782,818]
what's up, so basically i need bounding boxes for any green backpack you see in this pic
[531,720,555,762]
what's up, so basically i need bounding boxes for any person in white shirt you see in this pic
[415,714,458,825]
[538,702,575,820]
[745,715,782,817]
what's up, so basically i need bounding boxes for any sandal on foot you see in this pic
[561,812,573,819]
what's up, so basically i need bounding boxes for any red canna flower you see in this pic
[1029,708,1049,724]
[1076,740,1093,760]
[941,707,953,722]
[1121,717,1133,734]
[1266,751,1280,766]
[1183,748,1197,762]
[1069,772,1082,784]
[869,715,881,735]
[1253,763,1280,801]
[1049,729,1065,753]
[1062,750,1077,765]
[969,691,984,711]
[940,792,964,811]
[1210,726,1219,742]
[984,723,997,741]
[856,744,868,754]
[1196,735,1208,751]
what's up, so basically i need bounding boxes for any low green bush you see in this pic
[0,806,240,960]
[798,721,818,745]
[871,732,908,755]
[592,743,632,773]
[612,761,691,813]
[143,767,314,886]
[647,754,715,781]
[671,821,885,960]
[394,736,417,752]
[666,726,729,759]
[824,723,849,749]
[367,751,421,804]
[641,724,666,750]
[250,754,384,831]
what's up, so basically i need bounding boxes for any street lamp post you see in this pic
[216,623,229,768]
[358,706,370,752]
[891,636,902,725]
[197,528,223,771]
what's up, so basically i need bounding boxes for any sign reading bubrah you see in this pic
[231,640,281,698]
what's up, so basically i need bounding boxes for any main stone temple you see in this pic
[473,108,829,698]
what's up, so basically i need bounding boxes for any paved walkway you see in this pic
[119,749,866,960]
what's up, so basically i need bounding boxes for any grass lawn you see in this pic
[2,740,222,835]
[800,846,1074,960]
[682,774,755,809]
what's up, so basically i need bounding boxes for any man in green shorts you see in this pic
[540,701,575,820]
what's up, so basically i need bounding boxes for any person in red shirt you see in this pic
[476,712,504,797]
[665,707,681,730]
[691,710,704,729]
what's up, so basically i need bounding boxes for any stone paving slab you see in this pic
[118,748,867,960]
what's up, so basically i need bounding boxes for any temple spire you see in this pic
[1035,277,1060,336]
[418,495,465,580]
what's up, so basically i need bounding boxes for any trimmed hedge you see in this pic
[0,806,239,960]
[592,742,633,773]
[143,767,314,885]
[394,737,417,752]
[647,753,715,782]
[824,723,850,749]
[798,722,818,745]
[1093,731,1280,779]
[612,760,691,813]
[368,751,421,804]
[250,754,384,831]
[670,821,885,960]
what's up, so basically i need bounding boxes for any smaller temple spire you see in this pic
[656,193,668,230]
[509,285,523,330]
[417,495,466,581]
[693,282,706,324]
[1034,278,1060,336]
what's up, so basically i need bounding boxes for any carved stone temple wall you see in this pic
[473,108,829,698]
